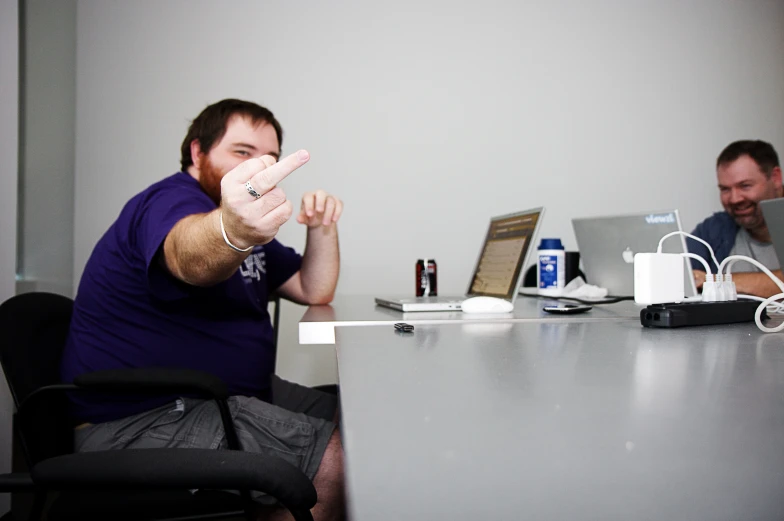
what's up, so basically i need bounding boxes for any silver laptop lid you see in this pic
[465,207,545,302]
[572,210,697,297]
[760,198,784,266]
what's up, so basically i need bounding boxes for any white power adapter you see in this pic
[634,253,685,305]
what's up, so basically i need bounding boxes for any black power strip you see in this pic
[640,300,766,328]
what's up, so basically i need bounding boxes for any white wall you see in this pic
[0,0,19,513]
[74,1,784,382]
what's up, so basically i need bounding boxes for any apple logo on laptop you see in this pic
[622,247,634,264]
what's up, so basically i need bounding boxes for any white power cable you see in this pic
[644,233,784,333]
[737,293,784,314]
[720,256,784,293]
[719,255,784,333]
[657,231,720,271]
[650,234,784,331]
[755,293,784,333]
[680,252,711,274]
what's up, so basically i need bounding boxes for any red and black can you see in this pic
[416,259,438,297]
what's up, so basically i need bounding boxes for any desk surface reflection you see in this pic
[336,320,784,521]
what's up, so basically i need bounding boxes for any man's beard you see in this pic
[727,183,782,230]
[728,202,763,229]
[198,156,224,205]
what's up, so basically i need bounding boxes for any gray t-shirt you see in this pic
[728,228,780,272]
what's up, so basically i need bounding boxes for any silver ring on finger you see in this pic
[245,180,262,199]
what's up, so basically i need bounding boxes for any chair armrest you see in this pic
[72,367,241,449]
[0,472,35,492]
[73,367,228,400]
[31,449,317,510]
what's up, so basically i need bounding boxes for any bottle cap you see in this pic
[538,238,564,250]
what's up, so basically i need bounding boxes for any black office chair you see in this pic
[0,292,317,521]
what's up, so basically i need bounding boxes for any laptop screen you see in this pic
[760,198,784,267]
[466,208,544,300]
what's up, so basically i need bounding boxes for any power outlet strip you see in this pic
[640,300,764,328]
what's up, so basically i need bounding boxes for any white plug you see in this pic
[634,253,685,305]
[703,273,717,302]
[715,274,727,302]
[724,273,738,300]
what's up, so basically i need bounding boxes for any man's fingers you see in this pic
[257,199,294,234]
[295,193,313,224]
[332,199,344,222]
[256,155,277,170]
[248,150,309,195]
[692,270,705,288]
[301,192,315,217]
[314,190,328,213]
[295,191,343,226]
[322,197,337,225]
[249,188,288,219]
[223,155,277,184]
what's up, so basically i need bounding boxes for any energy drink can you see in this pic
[416,259,438,297]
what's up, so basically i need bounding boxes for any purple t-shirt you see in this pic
[60,172,302,423]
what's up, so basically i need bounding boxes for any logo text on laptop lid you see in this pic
[645,213,676,225]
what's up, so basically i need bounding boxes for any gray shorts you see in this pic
[75,376,338,497]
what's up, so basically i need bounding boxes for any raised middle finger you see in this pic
[248,150,310,196]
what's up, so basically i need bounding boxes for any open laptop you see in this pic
[375,207,545,311]
[760,198,784,265]
[572,210,698,297]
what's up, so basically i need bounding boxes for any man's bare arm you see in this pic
[731,270,784,298]
[300,224,340,304]
[278,226,340,305]
[164,211,250,286]
[277,190,343,305]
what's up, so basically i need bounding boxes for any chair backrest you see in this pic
[269,293,281,369]
[0,292,76,463]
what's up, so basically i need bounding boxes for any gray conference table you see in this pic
[299,294,643,344]
[333,319,784,521]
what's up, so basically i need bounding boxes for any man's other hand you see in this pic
[297,190,344,228]
[693,269,706,290]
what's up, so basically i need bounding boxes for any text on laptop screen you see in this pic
[467,211,540,299]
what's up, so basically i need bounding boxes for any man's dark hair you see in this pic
[179,99,283,171]
[716,140,780,178]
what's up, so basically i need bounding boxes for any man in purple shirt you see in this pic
[60,99,344,520]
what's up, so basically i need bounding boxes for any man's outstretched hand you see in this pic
[220,150,310,249]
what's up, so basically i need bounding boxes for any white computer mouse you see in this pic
[460,296,515,314]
